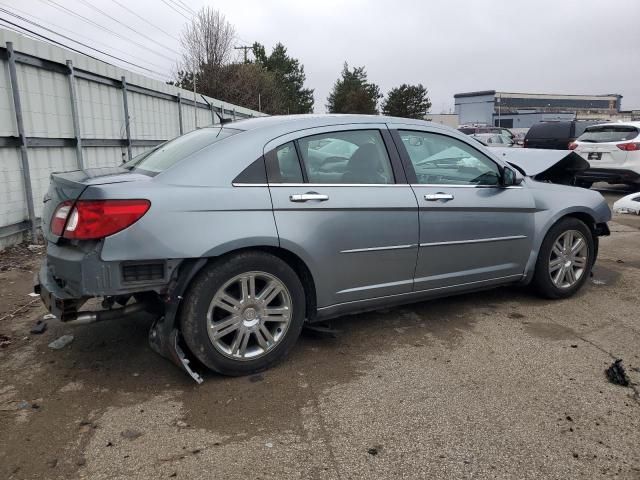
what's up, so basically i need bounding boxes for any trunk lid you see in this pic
[42,167,151,243]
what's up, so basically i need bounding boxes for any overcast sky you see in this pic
[3,0,640,112]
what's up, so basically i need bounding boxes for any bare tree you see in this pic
[178,7,235,93]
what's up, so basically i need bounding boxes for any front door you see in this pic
[391,126,536,292]
[265,125,419,308]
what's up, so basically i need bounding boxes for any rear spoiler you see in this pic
[491,148,590,184]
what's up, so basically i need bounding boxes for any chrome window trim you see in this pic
[265,183,409,187]
[232,183,269,187]
[340,244,417,254]
[410,184,523,189]
[419,235,527,248]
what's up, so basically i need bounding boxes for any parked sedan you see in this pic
[35,115,611,381]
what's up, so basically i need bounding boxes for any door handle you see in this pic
[424,193,454,201]
[289,192,329,202]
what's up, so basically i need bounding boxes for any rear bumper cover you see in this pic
[576,168,640,184]
[34,242,179,319]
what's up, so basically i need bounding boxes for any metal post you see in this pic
[232,108,236,121]
[177,93,183,135]
[6,42,38,241]
[121,76,132,161]
[66,60,84,169]
[210,103,215,125]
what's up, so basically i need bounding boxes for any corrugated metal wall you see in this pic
[0,28,265,250]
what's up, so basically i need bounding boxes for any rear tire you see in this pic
[180,252,305,376]
[532,217,594,299]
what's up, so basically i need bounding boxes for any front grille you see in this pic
[122,262,165,283]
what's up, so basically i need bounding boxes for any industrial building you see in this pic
[454,90,623,129]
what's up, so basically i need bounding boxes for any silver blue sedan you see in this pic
[35,115,611,380]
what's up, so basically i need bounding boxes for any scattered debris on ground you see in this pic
[0,334,11,348]
[606,359,631,387]
[48,335,74,350]
[0,243,41,272]
[30,319,47,335]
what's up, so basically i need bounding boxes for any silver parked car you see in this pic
[35,115,611,381]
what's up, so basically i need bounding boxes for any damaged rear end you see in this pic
[35,167,201,383]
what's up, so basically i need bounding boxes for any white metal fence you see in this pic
[0,28,264,249]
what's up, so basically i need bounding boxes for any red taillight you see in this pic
[568,142,578,150]
[617,142,640,151]
[50,199,150,240]
[51,201,73,236]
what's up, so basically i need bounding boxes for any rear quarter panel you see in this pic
[86,181,277,262]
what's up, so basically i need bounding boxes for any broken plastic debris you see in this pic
[43,314,56,320]
[28,292,39,297]
[605,359,630,387]
[48,335,74,350]
[612,193,640,215]
[30,320,47,335]
[265,442,273,448]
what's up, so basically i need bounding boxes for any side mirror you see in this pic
[502,167,524,186]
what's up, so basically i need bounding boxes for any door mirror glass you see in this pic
[502,167,523,186]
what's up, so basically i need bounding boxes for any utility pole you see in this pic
[234,45,252,63]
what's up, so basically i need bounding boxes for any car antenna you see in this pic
[200,95,233,125]
[215,111,233,125]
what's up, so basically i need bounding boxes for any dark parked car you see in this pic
[35,115,611,381]
[523,120,604,150]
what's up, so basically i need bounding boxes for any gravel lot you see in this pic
[1,186,639,480]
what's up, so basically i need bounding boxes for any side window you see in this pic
[399,130,501,186]
[297,130,394,184]
[270,141,303,183]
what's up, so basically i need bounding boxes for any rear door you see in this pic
[390,125,536,292]
[265,124,419,309]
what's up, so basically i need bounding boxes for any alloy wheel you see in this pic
[548,230,589,289]
[206,271,292,360]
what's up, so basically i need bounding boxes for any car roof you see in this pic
[229,114,434,134]
[584,121,640,129]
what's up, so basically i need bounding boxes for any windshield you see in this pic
[123,127,240,174]
[578,125,639,143]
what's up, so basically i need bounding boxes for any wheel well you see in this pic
[557,212,600,261]
[202,246,317,322]
[564,212,597,233]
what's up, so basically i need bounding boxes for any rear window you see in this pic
[578,125,639,143]
[123,127,240,175]
[527,122,571,139]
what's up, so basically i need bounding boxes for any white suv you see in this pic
[570,122,640,188]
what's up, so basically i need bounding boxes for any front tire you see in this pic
[532,217,594,299]
[180,252,306,376]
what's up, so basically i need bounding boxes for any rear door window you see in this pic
[297,130,395,184]
[578,125,639,143]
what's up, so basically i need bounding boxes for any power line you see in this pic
[173,0,197,16]
[0,15,169,80]
[0,2,171,73]
[109,0,180,42]
[75,0,180,55]
[234,45,252,63]
[160,0,190,20]
[43,0,178,61]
